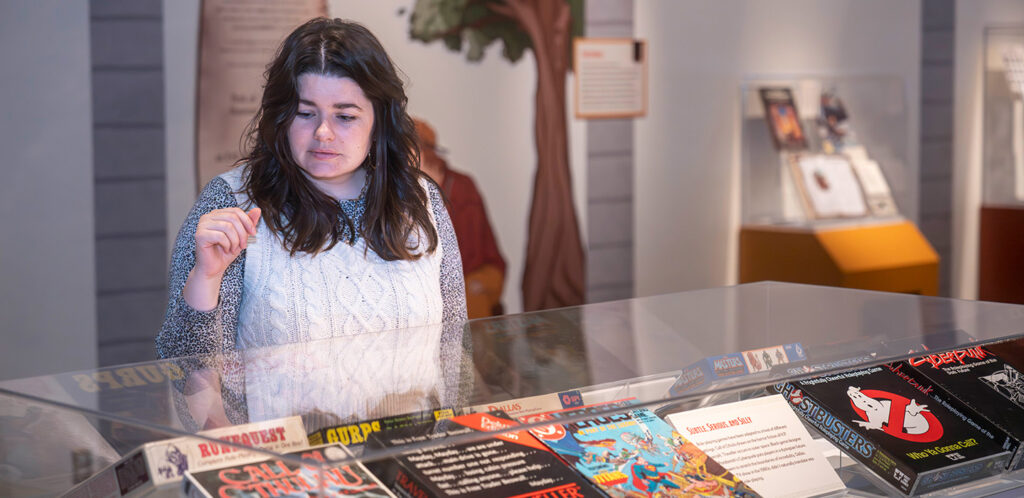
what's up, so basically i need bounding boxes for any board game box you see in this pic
[307,407,456,451]
[183,444,393,497]
[62,415,309,497]
[774,363,1010,495]
[904,341,1024,470]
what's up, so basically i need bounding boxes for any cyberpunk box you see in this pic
[904,341,1024,470]
[774,363,1010,495]
[363,411,605,497]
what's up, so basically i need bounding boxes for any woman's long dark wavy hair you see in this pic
[239,17,436,260]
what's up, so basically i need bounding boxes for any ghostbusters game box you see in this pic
[774,363,1010,495]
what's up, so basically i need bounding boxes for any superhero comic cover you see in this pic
[523,400,761,497]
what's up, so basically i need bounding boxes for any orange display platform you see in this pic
[739,220,939,295]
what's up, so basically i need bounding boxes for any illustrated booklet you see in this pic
[523,399,762,497]
[363,410,606,497]
[183,444,394,498]
[773,363,1010,495]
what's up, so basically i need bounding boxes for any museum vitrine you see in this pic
[980,27,1024,304]
[5,283,1024,496]
[739,77,938,295]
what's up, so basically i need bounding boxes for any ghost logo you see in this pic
[847,386,943,442]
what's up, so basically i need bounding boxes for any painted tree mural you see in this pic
[409,0,585,312]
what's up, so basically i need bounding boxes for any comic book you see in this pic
[183,444,394,497]
[774,363,1010,495]
[523,400,761,497]
[904,341,1024,470]
[307,407,455,451]
[363,411,605,497]
[62,415,308,497]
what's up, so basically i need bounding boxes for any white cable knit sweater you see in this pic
[218,168,445,347]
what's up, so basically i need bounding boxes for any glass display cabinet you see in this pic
[738,76,938,295]
[980,27,1024,304]
[4,282,1024,496]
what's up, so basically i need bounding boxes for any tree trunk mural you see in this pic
[410,0,586,312]
[491,0,584,311]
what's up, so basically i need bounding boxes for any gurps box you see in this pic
[774,363,1009,495]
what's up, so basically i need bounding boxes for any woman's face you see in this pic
[288,73,375,199]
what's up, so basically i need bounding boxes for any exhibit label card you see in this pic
[665,395,845,498]
[573,38,647,119]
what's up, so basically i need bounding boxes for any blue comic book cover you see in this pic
[523,400,760,497]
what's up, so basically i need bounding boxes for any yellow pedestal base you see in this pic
[739,220,939,295]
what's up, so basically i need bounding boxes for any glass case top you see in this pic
[3,282,1024,468]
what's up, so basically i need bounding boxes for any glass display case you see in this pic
[980,27,1024,304]
[5,282,1024,496]
[737,76,937,295]
[740,75,912,227]
[983,27,1024,207]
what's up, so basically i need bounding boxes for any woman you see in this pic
[156,18,467,359]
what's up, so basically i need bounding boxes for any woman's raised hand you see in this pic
[183,207,261,312]
[193,207,261,278]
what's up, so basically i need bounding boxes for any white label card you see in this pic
[665,395,845,498]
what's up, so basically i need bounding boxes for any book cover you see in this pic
[774,363,1010,495]
[759,87,807,151]
[904,342,1024,470]
[184,444,394,497]
[524,400,761,497]
[363,411,605,497]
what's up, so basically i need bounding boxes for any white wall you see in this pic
[634,0,921,297]
[952,0,1024,300]
[165,0,588,314]
[0,1,96,379]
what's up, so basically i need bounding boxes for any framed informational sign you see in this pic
[573,38,647,119]
[195,0,326,191]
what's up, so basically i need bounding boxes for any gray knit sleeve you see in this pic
[426,181,472,409]
[427,182,468,324]
[156,177,246,359]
